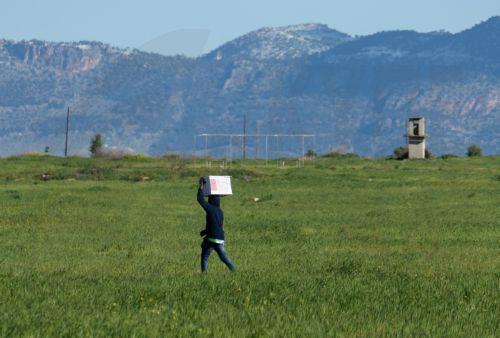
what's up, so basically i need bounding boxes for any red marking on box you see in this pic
[210,178,218,191]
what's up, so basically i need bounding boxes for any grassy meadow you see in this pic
[0,155,499,336]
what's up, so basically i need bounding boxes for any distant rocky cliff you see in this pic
[0,18,499,157]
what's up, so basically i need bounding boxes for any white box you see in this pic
[203,176,233,196]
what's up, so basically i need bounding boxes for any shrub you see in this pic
[76,165,114,180]
[305,149,317,158]
[95,148,131,160]
[467,144,483,157]
[90,134,103,157]
[389,146,431,160]
[440,153,458,159]
[162,153,182,161]
[390,146,408,160]
[323,152,360,159]
[323,147,359,159]
[123,153,150,161]
[19,152,45,157]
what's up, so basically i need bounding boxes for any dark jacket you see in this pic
[197,188,225,241]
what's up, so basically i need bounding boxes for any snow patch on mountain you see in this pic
[207,23,351,61]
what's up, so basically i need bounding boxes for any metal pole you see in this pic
[243,113,247,160]
[301,135,305,167]
[205,135,208,167]
[276,135,279,167]
[193,135,197,157]
[313,135,316,162]
[277,135,280,158]
[255,124,259,160]
[265,135,268,166]
[64,107,70,157]
[229,136,233,162]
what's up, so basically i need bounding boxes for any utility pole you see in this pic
[242,112,247,160]
[64,107,70,157]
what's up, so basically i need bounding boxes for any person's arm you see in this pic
[197,177,210,211]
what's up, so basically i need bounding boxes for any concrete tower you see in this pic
[407,117,426,159]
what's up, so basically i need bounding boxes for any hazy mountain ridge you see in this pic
[0,18,499,156]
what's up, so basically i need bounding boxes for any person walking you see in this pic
[197,177,236,272]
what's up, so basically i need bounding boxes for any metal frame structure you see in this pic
[194,133,316,164]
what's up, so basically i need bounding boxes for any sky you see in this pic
[1,0,499,55]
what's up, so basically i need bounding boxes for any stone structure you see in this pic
[407,117,426,159]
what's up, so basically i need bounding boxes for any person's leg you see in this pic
[214,243,236,271]
[201,240,213,272]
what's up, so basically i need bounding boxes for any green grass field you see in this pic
[0,155,499,336]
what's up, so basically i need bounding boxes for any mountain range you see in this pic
[0,17,499,157]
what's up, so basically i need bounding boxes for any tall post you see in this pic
[265,135,269,166]
[242,113,247,160]
[225,136,229,160]
[205,135,208,167]
[276,135,279,159]
[229,136,233,162]
[301,135,305,167]
[64,107,70,157]
[255,124,259,160]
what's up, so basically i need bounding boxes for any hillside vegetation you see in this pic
[0,155,499,336]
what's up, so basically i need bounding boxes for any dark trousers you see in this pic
[201,239,236,272]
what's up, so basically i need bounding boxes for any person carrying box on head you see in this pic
[197,177,236,273]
